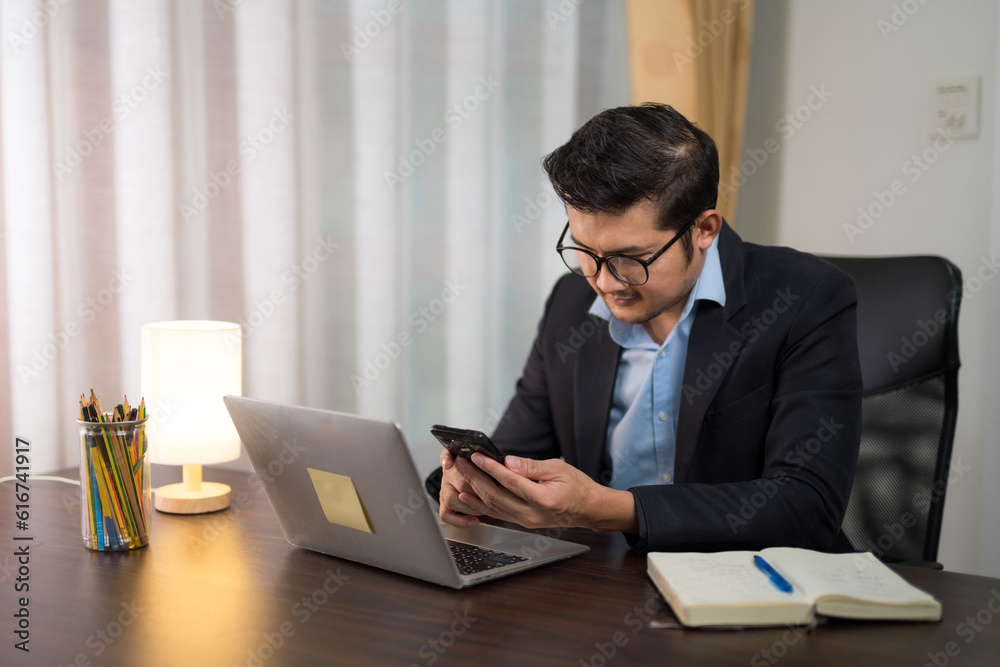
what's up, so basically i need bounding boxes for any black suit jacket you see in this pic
[491,222,863,553]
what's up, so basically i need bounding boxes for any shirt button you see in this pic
[662,473,672,483]
[658,411,667,421]
[658,349,666,358]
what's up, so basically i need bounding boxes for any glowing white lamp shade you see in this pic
[141,321,242,514]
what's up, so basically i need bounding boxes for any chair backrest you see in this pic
[821,255,961,564]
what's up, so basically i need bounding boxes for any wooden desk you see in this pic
[4,466,999,666]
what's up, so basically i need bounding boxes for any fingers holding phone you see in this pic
[439,463,482,528]
[432,425,505,529]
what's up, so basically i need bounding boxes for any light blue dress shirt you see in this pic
[588,235,726,491]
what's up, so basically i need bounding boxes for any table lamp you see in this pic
[141,320,242,514]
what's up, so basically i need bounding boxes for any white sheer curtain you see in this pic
[0,0,630,478]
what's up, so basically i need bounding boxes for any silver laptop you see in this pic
[223,395,589,588]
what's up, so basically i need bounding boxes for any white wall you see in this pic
[739,0,999,577]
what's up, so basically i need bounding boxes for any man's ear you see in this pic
[694,210,723,250]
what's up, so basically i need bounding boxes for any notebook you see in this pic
[223,395,589,588]
[647,547,942,627]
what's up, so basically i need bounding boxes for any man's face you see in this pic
[565,200,714,331]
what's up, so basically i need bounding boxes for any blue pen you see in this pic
[754,555,794,593]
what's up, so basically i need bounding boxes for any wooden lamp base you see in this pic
[154,464,231,514]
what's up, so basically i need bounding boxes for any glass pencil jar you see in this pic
[79,418,150,551]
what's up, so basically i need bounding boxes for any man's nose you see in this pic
[595,263,628,292]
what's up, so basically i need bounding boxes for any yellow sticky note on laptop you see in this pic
[306,467,373,534]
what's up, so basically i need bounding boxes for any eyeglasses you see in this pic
[555,217,697,286]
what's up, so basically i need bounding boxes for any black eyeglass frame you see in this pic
[554,216,698,286]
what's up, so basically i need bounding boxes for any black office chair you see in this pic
[822,255,961,569]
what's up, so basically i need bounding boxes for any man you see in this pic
[435,103,862,553]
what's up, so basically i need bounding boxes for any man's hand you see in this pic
[445,453,638,533]
[438,449,487,528]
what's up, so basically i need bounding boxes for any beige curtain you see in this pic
[624,0,755,222]
[0,0,632,479]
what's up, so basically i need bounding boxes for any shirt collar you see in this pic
[588,233,726,347]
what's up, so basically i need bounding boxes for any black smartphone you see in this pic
[430,425,506,464]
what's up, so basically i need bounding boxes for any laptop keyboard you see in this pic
[447,540,529,575]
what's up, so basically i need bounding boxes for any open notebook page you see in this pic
[650,551,810,606]
[763,548,937,604]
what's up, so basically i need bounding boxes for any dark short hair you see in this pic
[541,103,719,258]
